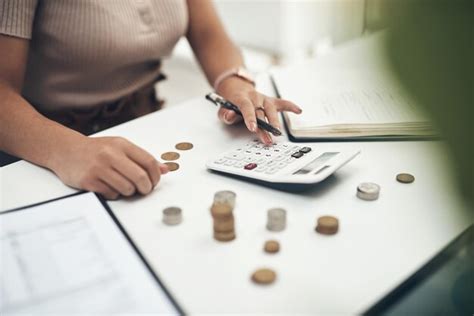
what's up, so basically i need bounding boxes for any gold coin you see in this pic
[251,268,276,285]
[264,240,280,254]
[214,231,236,242]
[210,203,233,218]
[213,217,235,232]
[396,173,415,183]
[175,142,194,151]
[161,152,180,161]
[315,216,339,235]
[164,162,179,172]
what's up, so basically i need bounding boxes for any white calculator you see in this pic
[206,140,360,191]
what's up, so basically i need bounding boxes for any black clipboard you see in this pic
[1,191,186,315]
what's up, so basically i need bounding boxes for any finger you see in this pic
[263,98,281,130]
[111,155,153,195]
[123,144,161,188]
[235,98,258,132]
[273,98,303,114]
[100,169,136,197]
[218,107,242,125]
[255,106,273,145]
[91,180,120,200]
[159,163,169,174]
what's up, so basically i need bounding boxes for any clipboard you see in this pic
[0,192,185,315]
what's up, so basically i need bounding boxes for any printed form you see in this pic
[0,193,179,315]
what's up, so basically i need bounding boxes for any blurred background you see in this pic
[160,0,389,105]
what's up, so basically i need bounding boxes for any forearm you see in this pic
[186,0,247,87]
[0,81,85,169]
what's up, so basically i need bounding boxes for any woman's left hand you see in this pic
[216,77,302,145]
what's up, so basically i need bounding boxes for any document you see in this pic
[0,193,181,315]
[271,32,435,139]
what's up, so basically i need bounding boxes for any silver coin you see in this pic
[356,182,380,201]
[213,190,236,209]
[266,208,286,232]
[163,207,183,225]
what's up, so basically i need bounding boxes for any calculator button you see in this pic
[255,166,267,172]
[291,152,304,158]
[214,158,227,164]
[275,155,285,161]
[244,163,257,170]
[265,167,278,174]
[299,147,312,153]
[224,160,236,166]
[277,162,288,168]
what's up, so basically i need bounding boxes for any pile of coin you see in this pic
[315,215,339,235]
[162,206,182,226]
[264,240,280,254]
[159,142,194,172]
[211,190,237,242]
[356,182,380,201]
[266,208,286,232]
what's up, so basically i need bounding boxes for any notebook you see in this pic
[271,33,436,141]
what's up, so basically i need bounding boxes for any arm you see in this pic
[186,0,301,144]
[0,35,167,199]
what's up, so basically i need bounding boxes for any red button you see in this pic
[244,163,257,170]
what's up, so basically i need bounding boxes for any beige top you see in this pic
[0,0,188,111]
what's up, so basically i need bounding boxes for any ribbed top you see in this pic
[0,0,188,111]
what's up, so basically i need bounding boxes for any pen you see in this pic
[205,92,282,136]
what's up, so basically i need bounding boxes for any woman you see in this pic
[0,0,301,199]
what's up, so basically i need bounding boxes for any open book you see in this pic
[271,33,436,140]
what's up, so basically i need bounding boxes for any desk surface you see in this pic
[1,82,472,313]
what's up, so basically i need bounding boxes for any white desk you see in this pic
[1,81,472,314]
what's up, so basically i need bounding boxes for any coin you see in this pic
[161,152,180,161]
[396,173,415,183]
[210,203,233,218]
[213,190,236,209]
[315,216,339,235]
[264,240,280,254]
[356,182,380,201]
[251,268,276,285]
[162,207,182,225]
[213,217,235,232]
[214,230,236,242]
[164,162,179,171]
[175,142,194,151]
[266,208,286,232]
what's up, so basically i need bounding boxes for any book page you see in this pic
[0,193,179,315]
[275,68,428,130]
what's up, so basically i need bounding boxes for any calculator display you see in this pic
[293,152,339,175]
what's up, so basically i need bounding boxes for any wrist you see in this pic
[216,76,255,97]
[45,127,87,171]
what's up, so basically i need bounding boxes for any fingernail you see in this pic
[297,107,303,113]
[264,133,272,144]
[249,122,257,132]
[224,112,231,123]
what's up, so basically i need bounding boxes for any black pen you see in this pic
[205,92,282,136]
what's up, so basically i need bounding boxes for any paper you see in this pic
[277,68,428,129]
[0,193,179,315]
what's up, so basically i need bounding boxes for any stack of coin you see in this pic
[162,207,182,226]
[356,182,380,201]
[264,240,280,254]
[211,203,235,242]
[315,215,339,235]
[213,190,236,209]
[266,208,286,232]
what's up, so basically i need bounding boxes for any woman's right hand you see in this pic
[51,136,168,200]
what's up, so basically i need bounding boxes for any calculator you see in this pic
[206,140,360,191]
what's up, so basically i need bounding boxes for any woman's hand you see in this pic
[216,77,302,144]
[51,136,168,200]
